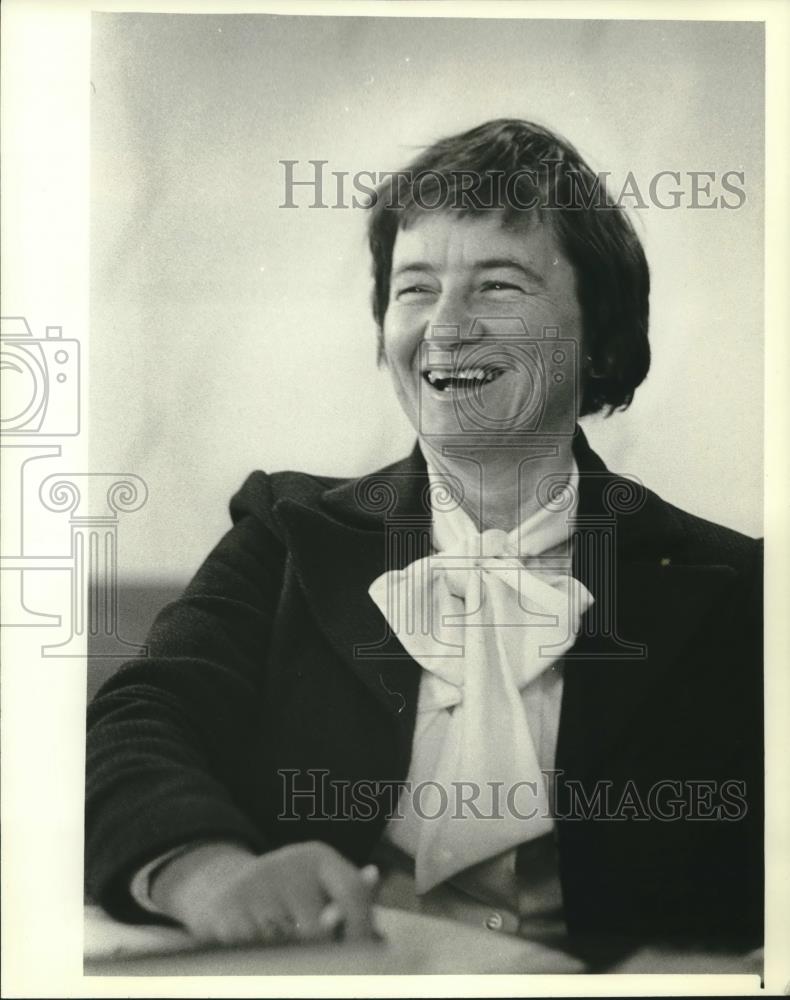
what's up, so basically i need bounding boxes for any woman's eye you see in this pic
[481,281,523,293]
[395,285,434,300]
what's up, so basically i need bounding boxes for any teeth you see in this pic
[426,368,502,386]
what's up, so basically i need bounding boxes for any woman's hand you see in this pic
[149,840,381,946]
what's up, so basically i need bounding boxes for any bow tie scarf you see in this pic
[368,469,594,893]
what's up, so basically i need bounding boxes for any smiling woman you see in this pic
[387,215,583,428]
[85,117,763,969]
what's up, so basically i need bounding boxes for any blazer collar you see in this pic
[319,440,431,533]
[312,426,677,557]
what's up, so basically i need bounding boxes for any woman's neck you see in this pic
[420,438,575,533]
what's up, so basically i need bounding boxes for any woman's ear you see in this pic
[377,334,389,368]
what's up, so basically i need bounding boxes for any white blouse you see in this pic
[368,459,593,894]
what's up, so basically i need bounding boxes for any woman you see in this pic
[85,119,762,965]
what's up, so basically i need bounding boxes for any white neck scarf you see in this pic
[368,461,594,892]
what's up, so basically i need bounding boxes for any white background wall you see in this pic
[90,13,764,582]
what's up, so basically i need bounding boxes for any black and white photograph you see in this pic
[1,1,788,995]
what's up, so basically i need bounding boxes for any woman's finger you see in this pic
[286,877,334,942]
[208,913,262,946]
[249,907,297,946]
[318,857,380,941]
[318,901,345,940]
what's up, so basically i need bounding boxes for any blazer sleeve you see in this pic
[85,476,286,923]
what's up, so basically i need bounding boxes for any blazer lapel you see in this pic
[271,446,430,763]
[557,429,738,780]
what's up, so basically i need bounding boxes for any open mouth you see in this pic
[422,367,507,393]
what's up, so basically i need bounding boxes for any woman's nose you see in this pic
[422,290,477,342]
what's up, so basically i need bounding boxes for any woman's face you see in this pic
[382,211,585,447]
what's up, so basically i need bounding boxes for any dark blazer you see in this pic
[86,428,763,960]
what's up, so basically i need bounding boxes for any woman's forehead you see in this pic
[392,210,563,269]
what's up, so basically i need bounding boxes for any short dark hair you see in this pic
[367,118,651,415]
